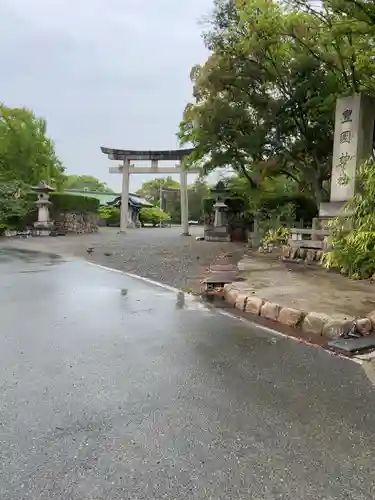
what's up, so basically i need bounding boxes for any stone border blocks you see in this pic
[235,293,250,312]
[223,283,374,339]
[302,312,330,336]
[223,284,239,306]
[281,245,324,264]
[278,307,304,328]
[246,297,264,315]
[260,302,280,321]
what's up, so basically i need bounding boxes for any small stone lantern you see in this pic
[32,181,55,235]
[204,183,231,242]
[213,200,228,228]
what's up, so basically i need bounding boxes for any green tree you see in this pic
[286,0,375,94]
[139,207,170,227]
[0,104,65,187]
[62,174,113,193]
[337,0,375,26]
[137,177,181,222]
[179,0,375,204]
[136,177,180,204]
[188,177,210,221]
[137,176,211,223]
[0,179,34,232]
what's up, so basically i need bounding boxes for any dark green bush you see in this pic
[225,197,245,213]
[258,192,318,224]
[203,198,215,214]
[50,193,100,213]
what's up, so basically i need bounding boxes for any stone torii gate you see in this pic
[101,147,197,235]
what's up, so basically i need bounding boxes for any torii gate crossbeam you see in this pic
[101,147,198,235]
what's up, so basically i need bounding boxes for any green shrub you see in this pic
[258,192,318,224]
[139,207,169,227]
[99,206,120,225]
[322,229,375,279]
[0,180,34,232]
[322,159,375,279]
[263,226,290,245]
[50,193,99,213]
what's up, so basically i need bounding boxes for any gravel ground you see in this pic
[0,226,246,291]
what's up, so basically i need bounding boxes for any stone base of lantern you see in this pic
[204,226,231,242]
[33,221,54,236]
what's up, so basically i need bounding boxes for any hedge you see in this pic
[50,193,100,213]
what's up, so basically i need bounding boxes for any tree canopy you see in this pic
[136,176,210,223]
[0,179,34,231]
[179,0,375,205]
[0,104,65,187]
[136,176,180,204]
[62,174,113,193]
[188,177,211,221]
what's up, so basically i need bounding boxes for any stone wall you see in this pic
[55,211,98,234]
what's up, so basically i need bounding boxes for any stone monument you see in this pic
[284,93,375,261]
[320,93,375,217]
[33,181,55,235]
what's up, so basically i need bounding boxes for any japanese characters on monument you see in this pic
[321,93,375,215]
[329,94,362,203]
[337,108,353,185]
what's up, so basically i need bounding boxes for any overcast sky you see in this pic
[0,0,213,192]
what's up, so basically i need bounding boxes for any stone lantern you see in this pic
[32,181,55,235]
[213,200,228,228]
[204,183,231,242]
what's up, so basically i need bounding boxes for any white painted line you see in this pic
[218,309,363,364]
[218,309,286,337]
[124,272,180,293]
[351,357,364,366]
[84,261,180,293]
[84,261,364,366]
[354,351,375,361]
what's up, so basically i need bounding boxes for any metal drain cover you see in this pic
[328,335,375,354]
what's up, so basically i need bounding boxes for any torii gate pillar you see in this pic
[120,159,130,233]
[179,166,189,236]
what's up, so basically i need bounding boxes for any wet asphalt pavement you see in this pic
[1,248,375,499]
[0,226,245,291]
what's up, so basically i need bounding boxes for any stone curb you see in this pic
[281,245,324,264]
[224,283,372,340]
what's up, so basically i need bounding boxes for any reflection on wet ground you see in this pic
[0,247,64,270]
